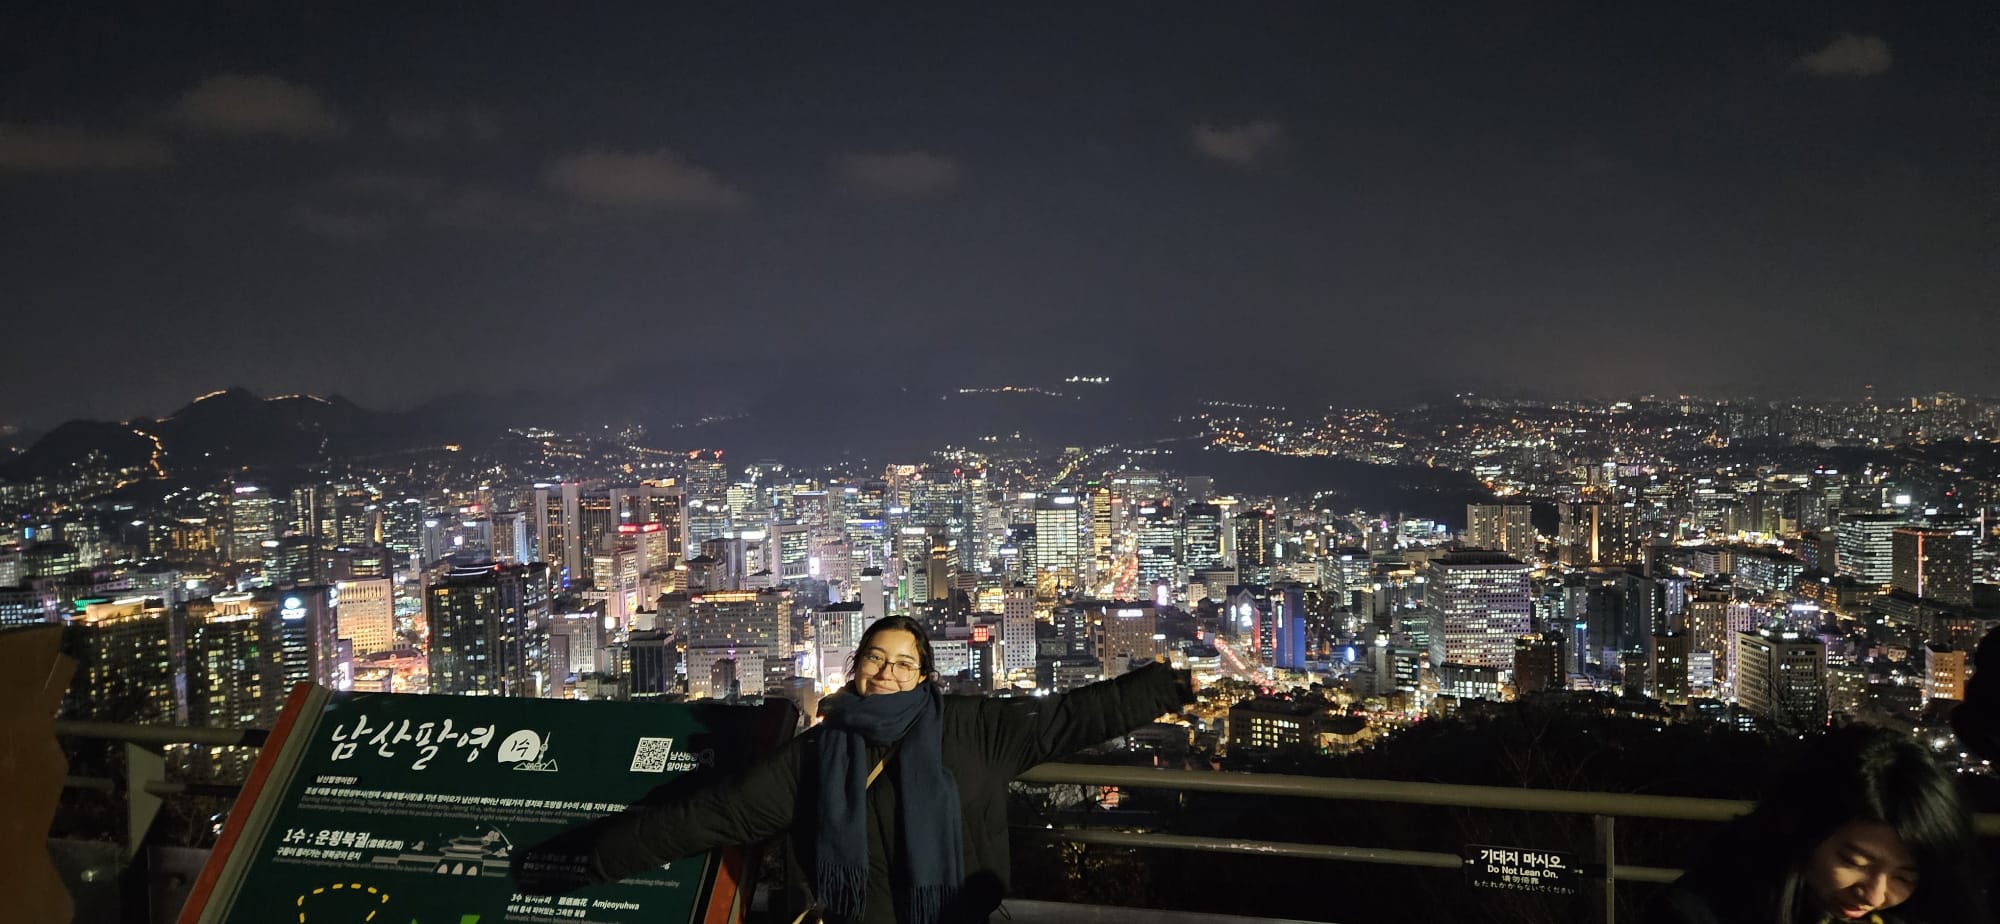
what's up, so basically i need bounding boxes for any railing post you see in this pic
[1593,813,1616,924]
[125,742,165,860]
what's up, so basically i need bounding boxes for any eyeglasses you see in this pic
[858,651,923,678]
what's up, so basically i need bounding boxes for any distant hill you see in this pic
[0,387,471,482]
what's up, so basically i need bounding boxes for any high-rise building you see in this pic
[276,585,342,689]
[1132,500,1178,593]
[1272,584,1309,671]
[1649,630,1691,704]
[225,483,281,563]
[816,601,866,687]
[1926,644,1968,703]
[1234,509,1275,584]
[1032,495,1087,585]
[687,588,792,696]
[1181,502,1225,576]
[1734,628,1826,731]
[685,451,732,547]
[1835,512,1902,586]
[425,561,552,697]
[1558,501,1638,566]
[1428,551,1532,677]
[1000,583,1036,677]
[1512,633,1566,695]
[63,597,184,724]
[1466,504,1537,558]
[1892,527,1974,606]
[1095,601,1160,676]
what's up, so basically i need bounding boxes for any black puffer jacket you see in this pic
[584,661,1192,923]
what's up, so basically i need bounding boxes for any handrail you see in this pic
[54,720,266,749]
[1018,762,2000,837]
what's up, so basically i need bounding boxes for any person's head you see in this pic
[1717,725,1982,923]
[848,615,936,697]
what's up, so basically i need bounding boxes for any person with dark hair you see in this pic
[557,614,1194,924]
[1648,724,1986,924]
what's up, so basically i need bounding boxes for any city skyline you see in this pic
[4,2,1997,425]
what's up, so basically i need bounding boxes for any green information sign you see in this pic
[181,685,794,924]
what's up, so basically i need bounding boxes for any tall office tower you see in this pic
[261,535,318,586]
[290,484,327,541]
[1466,504,1537,558]
[643,479,687,567]
[921,532,951,602]
[1558,501,1640,566]
[1132,500,1179,592]
[616,521,671,577]
[1892,527,1974,606]
[425,561,552,697]
[1050,605,1094,659]
[380,498,425,564]
[275,585,341,688]
[226,482,280,563]
[484,507,526,565]
[685,451,732,547]
[1234,509,1276,584]
[1926,645,1968,703]
[1734,628,1827,732]
[1095,601,1161,676]
[336,576,396,655]
[573,487,618,585]
[1182,502,1226,576]
[859,568,887,626]
[686,588,791,698]
[1272,584,1309,671]
[1649,630,1692,704]
[700,537,747,591]
[771,522,811,583]
[1428,551,1532,677]
[1684,594,1761,691]
[1836,512,1902,585]
[1088,484,1114,566]
[816,601,867,686]
[1000,583,1036,677]
[590,543,644,627]
[63,597,184,724]
[1512,633,1567,695]
[1032,494,1087,586]
[186,596,285,729]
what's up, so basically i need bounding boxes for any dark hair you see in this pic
[848,615,937,681]
[1681,724,1985,924]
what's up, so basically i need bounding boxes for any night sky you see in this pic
[2,2,1994,427]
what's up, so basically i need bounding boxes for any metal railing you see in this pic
[54,721,2000,924]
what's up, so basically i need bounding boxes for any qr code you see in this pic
[629,737,675,773]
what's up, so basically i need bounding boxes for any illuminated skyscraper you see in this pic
[1466,504,1537,558]
[1835,512,1901,585]
[816,601,866,687]
[1649,630,1691,704]
[63,597,184,724]
[1234,509,1275,584]
[1892,526,1974,606]
[687,588,792,696]
[1000,582,1036,677]
[1132,500,1178,591]
[685,451,732,547]
[1428,551,1532,677]
[225,482,280,563]
[1926,644,1967,703]
[1032,494,1087,585]
[425,561,552,697]
[336,577,395,655]
[1734,628,1826,732]
[1181,502,1225,576]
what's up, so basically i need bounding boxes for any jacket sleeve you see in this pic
[983,660,1193,776]
[578,730,808,884]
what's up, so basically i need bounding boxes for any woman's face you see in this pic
[853,628,925,697]
[1805,820,1919,920]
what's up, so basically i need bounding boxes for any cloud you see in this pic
[0,123,173,172]
[834,150,961,198]
[544,149,744,210]
[386,105,502,144]
[285,204,397,239]
[168,73,348,138]
[1191,119,1287,167]
[1796,34,1892,77]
